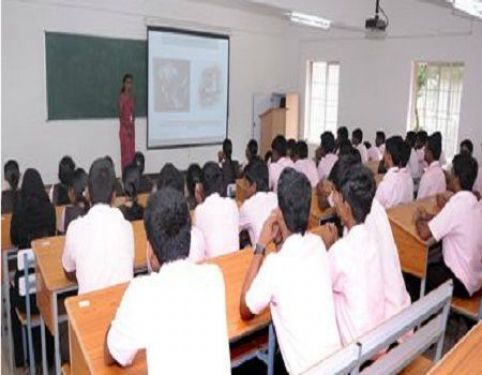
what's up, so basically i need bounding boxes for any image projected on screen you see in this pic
[148,28,229,149]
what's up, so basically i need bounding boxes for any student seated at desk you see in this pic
[318,131,338,182]
[105,188,230,374]
[2,159,20,214]
[157,163,184,192]
[460,139,482,197]
[287,138,297,162]
[186,163,203,210]
[351,128,368,164]
[417,132,446,200]
[415,130,428,173]
[62,158,134,294]
[239,160,278,245]
[269,135,295,192]
[194,162,239,258]
[240,168,340,374]
[133,151,153,194]
[335,126,349,153]
[245,138,262,164]
[376,130,386,159]
[294,140,318,188]
[105,155,125,197]
[415,153,482,298]
[329,164,386,345]
[375,136,414,209]
[219,138,240,194]
[406,131,422,180]
[118,164,144,222]
[50,155,75,205]
[57,168,89,234]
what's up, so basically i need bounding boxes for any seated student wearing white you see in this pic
[417,132,447,200]
[62,157,134,294]
[239,160,278,245]
[406,131,422,180]
[351,128,368,164]
[375,136,414,209]
[318,131,338,182]
[268,135,295,192]
[293,140,318,188]
[329,164,386,345]
[415,153,482,298]
[240,168,341,374]
[194,162,239,258]
[460,139,482,197]
[105,188,231,374]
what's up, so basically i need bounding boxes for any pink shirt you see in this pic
[375,167,414,209]
[408,148,422,180]
[473,167,482,194]
[269,157,295,192]
[429,191,482,296]
[239,192,278,245]
[318,153,338,181]
[188,226,207,263]
[329,224,385,345]
[367,146,382,162]
[365,198,411,321]
[417,161,446,200]
[193,193,239,258]
[294,159,319,188]
[356,143,369,164]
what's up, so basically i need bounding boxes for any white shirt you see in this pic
[473,167,482,194]
[239,191,278,245]
[294,159,319,188]
[246,233,341,374]
[194,193,239,258]
[417,161,446,200]
[62,204,134,294]
[408,148,422,180]
[356,143,369,164]
[108,260,231,374]
[329,224,385,345]
[318,153,338,181]
[429,191,482,296]
[375,167,414,209]
[269,157,295,192]
[367,146,382,162]
[188,226,207,263]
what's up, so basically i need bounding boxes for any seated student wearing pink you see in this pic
[318,131,338,181]
[415,153,482,298]
[460,139,482,197]
[417,132,446,200]
[268,135,295,192]
[406,131,422,180]
[240,168,341,374]
[351,128,368,164]
[329,163,386,345]
[375,136,414,209]
[239,160,278,245]
[194,162,239,258]
[105,188,230,374]
[294,140,318,188]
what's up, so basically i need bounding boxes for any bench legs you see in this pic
[267,324,276,375]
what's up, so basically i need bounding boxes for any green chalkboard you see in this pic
[45,32,147,120]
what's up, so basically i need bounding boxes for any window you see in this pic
[408,62,464,159]
[305,61,340,144]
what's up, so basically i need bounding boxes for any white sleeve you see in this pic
[428,201,456,242]
[62,224,77,273]
[328,241,346,294]
[238,203,250,232]
[245,255,276,315]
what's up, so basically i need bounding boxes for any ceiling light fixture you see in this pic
[288,11,331,30]
[446,0,482,19]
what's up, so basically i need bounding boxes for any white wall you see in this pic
[1,0,299,183]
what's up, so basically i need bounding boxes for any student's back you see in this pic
[418,133,446,199]
[2,160,20,214]
[58,168,90,234]
[51,156,76,205]
[294,141,318,188]
[118,164,144,222]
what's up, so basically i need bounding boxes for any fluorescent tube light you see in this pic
[447,0,482,18]
[289,11,331,30]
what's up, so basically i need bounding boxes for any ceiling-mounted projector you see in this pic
[365,0,389,31]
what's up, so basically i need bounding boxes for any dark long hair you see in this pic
[121,73,133,93]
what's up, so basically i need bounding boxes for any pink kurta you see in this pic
[119,93,135,169]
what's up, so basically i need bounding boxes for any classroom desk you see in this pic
[428,322,482,374]
[1,213,13,251]
[309,190,335,229]
[387,196,439,298]
[65,248,272,375]
[32,220,147,375]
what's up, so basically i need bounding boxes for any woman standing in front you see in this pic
[119,74,136,169]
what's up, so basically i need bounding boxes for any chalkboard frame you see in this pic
[146,26,230,150]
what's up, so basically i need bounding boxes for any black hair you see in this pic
[329,154,362,190]
[287,139,297,153]
[246,139,258,160]
[364,141,372,149]
[321,131,336,153]
[271,135,288,157]
[123,164,141,199]
[460,139,474,156]
[277,168,311,235]
[134,152,145,174]
[4,160,20,191]
[295,141,309,159]
[400,142,411,168]
[385,136,404,167]
[202,162,224,197]
[264,150,273,163]
[416,130,428,146]
[244,160,269,193]
[121,73,133,93]
[376,131,386,143]
[69,168,89,206]
[88,158,116,205]
[144,188,191,264]
[105,155,114,168]
[406,131,417,148]
[58,156,76,185]
[338,139,354,157]
[427,133,442,160]
[186,163,202,197]
[157,163,184,193]
[337,127,349,141]
[452,153,478,191]
[223,138,233,160]
[352,128,363,143]
[338,164,375,224]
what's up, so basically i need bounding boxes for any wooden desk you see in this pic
[1,213,13,251]
[365,160,380,175]
[387,196,439,297]
[309,190,334,229]
[66,248,272,375]
[428,322,482,374]
[33,220,147,375]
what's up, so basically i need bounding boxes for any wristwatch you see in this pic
[254,243,266,256]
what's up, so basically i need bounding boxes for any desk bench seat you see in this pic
[451,289,482,321]
[398,356,433,375]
